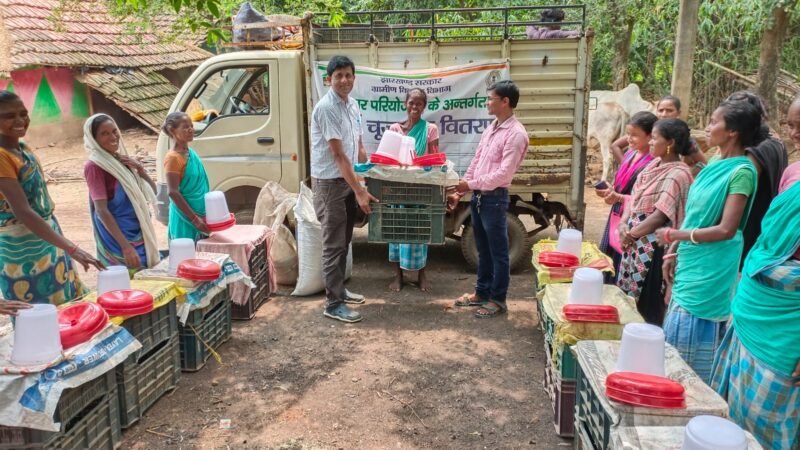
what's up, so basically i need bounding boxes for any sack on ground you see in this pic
[292,183,352,296]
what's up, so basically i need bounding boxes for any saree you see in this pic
[90,178,147,270]
[617,160,692,325]
[0,144,86,305]
[167,149,210,241]
[599,149,653,280]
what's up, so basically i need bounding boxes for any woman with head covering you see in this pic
[83,114,160,270]
[616,118,693,325]
[655,100,761,383]
[0,90,102,308]
[710,96,800,450]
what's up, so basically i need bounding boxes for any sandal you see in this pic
[474,302,507,319]
[454,293,488,307]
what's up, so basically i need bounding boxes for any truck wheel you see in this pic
[460,213,532,273]
[233,208,255,225]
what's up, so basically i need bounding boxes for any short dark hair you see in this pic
[654,118,692,156]
[717,100,762,147]
[0,90,21,106]
[658,95,682,112]
[540,8,566,23]
[327,55,355,77]
[91,114,114,139]
[162,111,189,138]
[488,80,520,108]
[628,111,658,134]
[405,88,427,106]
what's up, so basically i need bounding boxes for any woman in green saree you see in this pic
[655,100,761,384]
[163,112,211,241]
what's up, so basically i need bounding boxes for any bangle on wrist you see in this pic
[67,243,78,256]
[690,228,699,244]
[664,228,672,243]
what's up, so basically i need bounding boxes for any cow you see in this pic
[587,83,655,181]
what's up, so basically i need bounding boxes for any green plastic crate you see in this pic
[368,204,446,244]
[232,265,270,320]
[179,289,232,372]
[0,370,121,450]
[575,360,613,450]
[120,298,178,361]
[366,178,446,205]
[540,299,578,381]
[116,337,181,428]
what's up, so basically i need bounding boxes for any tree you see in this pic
[671,0,701,120]
[757,2,790,127]
[607,0,640,90]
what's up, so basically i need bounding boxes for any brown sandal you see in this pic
[454,293,488,307]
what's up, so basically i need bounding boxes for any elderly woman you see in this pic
[386,88,439,292]
[0,90,102,308]
[84,114,160,270]
[163,111,211,241]
[616,118,693,325]
[656,100,761,383]
[710,96,800,450]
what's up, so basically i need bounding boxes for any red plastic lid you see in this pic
[412,153,447,167]
[97,289,154,317]
[370,153,402,165]
[58,302,109,349]
[538,251,580,268]
[207,213,236,232]
[607,372,685,397]
[177,258,222,281]
[606,388,686,409]
[562,304,620,323]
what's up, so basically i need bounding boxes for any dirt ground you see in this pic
[29,130,607,449]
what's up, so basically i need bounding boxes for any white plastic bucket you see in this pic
[204,191,231,225]
[11,304,63,366]
[168,238,196,276]
[568,267,604,305]
[556,228,582,258]
[615,323,666,376]
[96,265,131,296]
[682,416,747,450]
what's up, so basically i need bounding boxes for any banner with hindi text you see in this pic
[311,60,511,174]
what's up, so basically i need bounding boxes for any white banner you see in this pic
[312,60,511,174]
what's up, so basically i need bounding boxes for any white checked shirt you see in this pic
[310,88,363,179]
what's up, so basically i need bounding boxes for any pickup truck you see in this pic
[156,6,592,271]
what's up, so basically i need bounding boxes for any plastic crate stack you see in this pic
[366,178,447,245]
[179,287,232,372]
[115,297,181,428]
[232,237,270,319]
[0,371,120,450]
[571,341,730,450]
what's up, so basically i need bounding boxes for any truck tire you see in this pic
[233,208,255,225]
[460,213,532,273]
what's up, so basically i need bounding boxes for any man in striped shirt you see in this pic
[310,55,377,323]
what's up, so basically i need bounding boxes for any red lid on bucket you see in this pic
[206,213,236,232]
[562,304,620,323]
[370,153,402,165]
[605,372,686,408]
[97,289,154,317]
[177,258,222,281]
[412,153,446,167]
[58,302,109,349]
[538,251,580,268]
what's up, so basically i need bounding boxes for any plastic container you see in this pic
[97,289,154,317]
[568,267,604,305]
[176,259,222,281]
[58,302,109,349]
[615,323,666,377]
[605,372,686,409]
[539,251,580,268]
[412,152,446,167]
[10,303,63,366]
[204,191,231,225]
[682,415,748,450]
[207,213,236,232]
[556,228,582,257]
[369,153,401,166]
[96,265,131,296]
[562,304,620,323]
[168,238,196,275]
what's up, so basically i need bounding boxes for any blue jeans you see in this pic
[470,191,510,308]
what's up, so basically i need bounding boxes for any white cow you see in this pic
[588,84,656,181]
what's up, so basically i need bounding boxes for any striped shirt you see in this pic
[310,88,363,179]
[464,115,528,191]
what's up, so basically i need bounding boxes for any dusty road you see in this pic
[28,130,608,449]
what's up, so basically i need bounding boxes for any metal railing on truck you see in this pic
[311,5,586,44]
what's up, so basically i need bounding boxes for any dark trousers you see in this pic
[470,189,510,307]
[312,178,356,309]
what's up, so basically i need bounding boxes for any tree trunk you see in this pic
[609,1,635,90]
[757,6,789,128]
[671,0,701,121]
